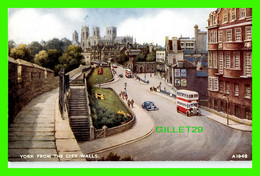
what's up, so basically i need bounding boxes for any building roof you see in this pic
[197,71,208,77]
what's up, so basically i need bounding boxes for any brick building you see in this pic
[173,60,208,100]
[207,8,252,120]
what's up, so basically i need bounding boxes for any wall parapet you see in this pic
[8,57,59,125]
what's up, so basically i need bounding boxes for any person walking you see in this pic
[127,99,131,108]
[125,93,128,101]
[131,99,134,108]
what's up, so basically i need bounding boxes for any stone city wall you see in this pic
[8,57,59,124]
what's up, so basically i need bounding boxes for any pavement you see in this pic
[8,88,85,162]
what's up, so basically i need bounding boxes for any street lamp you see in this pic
[223,93,229,125]
[124,82,127,94]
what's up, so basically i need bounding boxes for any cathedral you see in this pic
[72,26,133,49]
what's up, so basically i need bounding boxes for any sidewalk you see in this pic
[8,88,85,162]
[149,90,252,132]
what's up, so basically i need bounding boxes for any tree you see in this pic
[8,40,16,56]
[34,50,48,67]
[46,49,62,70]
[44,38,63,51]
[146,52,155,62]
[10,44,33,62]
[28,41,43,57]
[136,52,146,62]
[58,45,84,73]
[61,38,72,52]
[115,53,129,65]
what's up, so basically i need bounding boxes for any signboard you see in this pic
[175,79,180,86]
[181,79,187,87]
[181,69,186,77]
[175,69,180,77]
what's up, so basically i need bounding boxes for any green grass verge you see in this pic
[93,87,130,114]
[88,67,113,85]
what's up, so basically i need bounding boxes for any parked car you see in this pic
[142,101,159,111]
[112,64,118,68]
[119,74,123,78]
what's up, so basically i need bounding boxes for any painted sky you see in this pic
[8,8,215,46]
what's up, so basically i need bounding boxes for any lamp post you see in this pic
[124,82,127,94]
[223,93,229,125]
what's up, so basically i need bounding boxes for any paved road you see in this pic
[91,66,252,161]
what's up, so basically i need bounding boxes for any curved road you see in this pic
[85,66,252,161]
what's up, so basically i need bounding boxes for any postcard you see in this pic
[8,8,252,166]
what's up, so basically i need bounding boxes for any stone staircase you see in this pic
[69,87,90,141]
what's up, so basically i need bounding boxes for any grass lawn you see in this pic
[93,87,130,114]
[88,67,113,85]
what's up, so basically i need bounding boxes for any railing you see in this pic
[59,68,70,120]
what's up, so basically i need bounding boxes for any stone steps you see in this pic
[68,87,90,141]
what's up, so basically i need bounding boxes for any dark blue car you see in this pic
[142,101,159,111]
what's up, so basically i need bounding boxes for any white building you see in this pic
[156,50,166,63]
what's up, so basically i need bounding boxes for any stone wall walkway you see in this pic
[8,88,85,162]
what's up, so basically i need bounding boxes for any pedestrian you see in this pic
[127,99,131,108]
[125,93,128,101]
[131,99,134,108]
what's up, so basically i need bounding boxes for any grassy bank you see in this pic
[93,87,130,114]
[88,67,113,85]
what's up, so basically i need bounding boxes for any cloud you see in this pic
[117,9,213,46]
[8,8,86,44]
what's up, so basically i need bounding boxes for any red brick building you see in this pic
[207,8,252,120]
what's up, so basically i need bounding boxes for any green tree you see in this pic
[136,52,146,62]
[61,38,72,51]
[46,49,62,70]
[115,53,129,65]
[58,45,84,73]
[10,43,33,62]
[34,50,48,67]
[8,40,16,56]
[146,52,155,62]
[44,38,63,51]
[28,41,43,57]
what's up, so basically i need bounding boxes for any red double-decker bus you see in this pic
[176,89,200,116]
